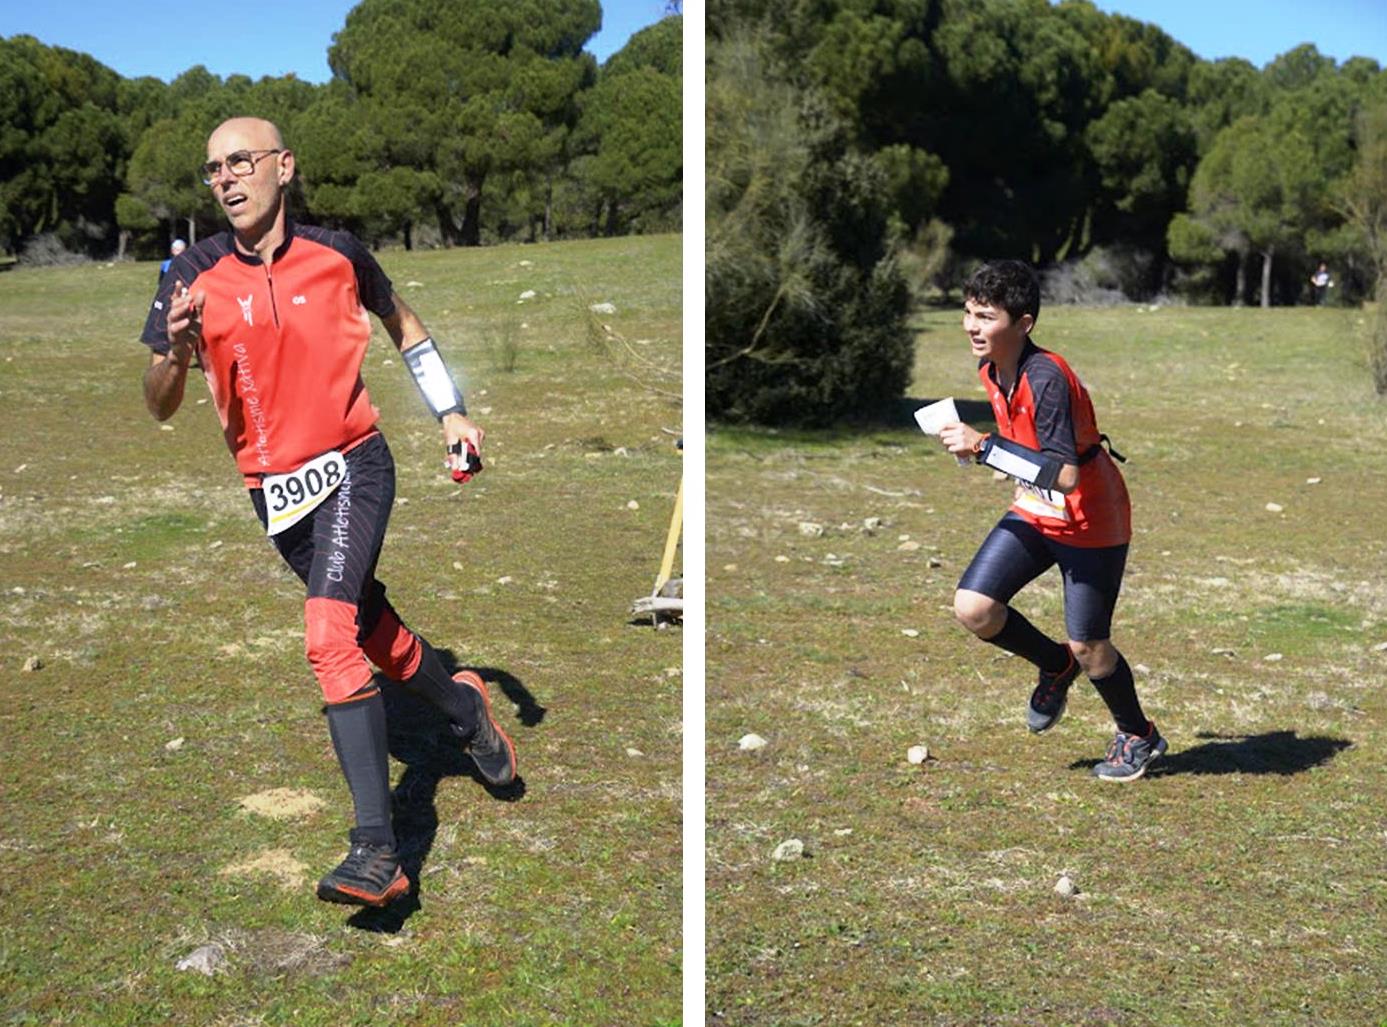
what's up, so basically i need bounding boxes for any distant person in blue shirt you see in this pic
[159,239,187,281]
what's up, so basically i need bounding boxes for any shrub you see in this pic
[706,30,912,426]
[19,233,90,267]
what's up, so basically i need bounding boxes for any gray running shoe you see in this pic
[1027,653,1081,733]
[1093,724,1168,783]
[316,833,410,907]
[449,671,517,786]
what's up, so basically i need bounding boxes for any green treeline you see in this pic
[0,1,682,262]
[708,0,1387,423]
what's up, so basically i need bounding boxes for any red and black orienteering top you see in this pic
[979,339,1131,548]
[140,221,396,486]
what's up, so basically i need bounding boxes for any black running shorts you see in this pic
[249,432,396,639]
[957,512,1128,642]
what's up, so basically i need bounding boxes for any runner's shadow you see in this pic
[345,659,533,933]
[1068,729,1351,777]
[469,664,546,728]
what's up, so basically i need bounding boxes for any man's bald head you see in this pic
[203,116,295,251]
[207,117,285,156]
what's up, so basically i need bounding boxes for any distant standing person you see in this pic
[1310,262,1331,305]
[934,259,1166,782]
[139,116,516,907]
[158,238,187,281]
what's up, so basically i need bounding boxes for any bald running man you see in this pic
[140,117,516,906]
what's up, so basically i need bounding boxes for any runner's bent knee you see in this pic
[954,589,1005,637]
[1068,638,1116,677]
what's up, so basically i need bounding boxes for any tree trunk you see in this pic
[403,221,413,252]
[459,174,485,247]
[604,199,620,237]
[544,176,553,242]
[1233,250,1248,307]
[1260,246,1274,309]
[435,203,457,247]
[117,229,129,261]
[187,215,197,245]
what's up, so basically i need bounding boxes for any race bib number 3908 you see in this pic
[262,450,346,536]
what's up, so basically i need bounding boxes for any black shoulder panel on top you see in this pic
[139,233,236,352]
[1023,351,1078,464]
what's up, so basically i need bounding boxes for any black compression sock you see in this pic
[400,638,477,733]
[981,606,1071,674]
[325,687,395,850]
[1089,653,1148,736]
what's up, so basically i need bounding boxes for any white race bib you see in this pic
[1014,482,1070,522]
[262,450,346,536]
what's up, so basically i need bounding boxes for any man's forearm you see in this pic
[143,353,190,420]
[382,293,431,350]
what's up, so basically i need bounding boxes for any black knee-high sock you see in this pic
[981,606,1071,674]
[400,638,478,733]
[325,687,395,849]
[1089,653,1148,735]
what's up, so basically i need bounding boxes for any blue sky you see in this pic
[2,1,1381,86]
[0,0,673,82]
[1078,0,1387,66]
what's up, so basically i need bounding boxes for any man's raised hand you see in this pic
[167,279,206,362]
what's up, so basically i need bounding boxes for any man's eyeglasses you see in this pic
[201,149,282,186]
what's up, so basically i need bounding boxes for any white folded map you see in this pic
[914,398,969,465]
[913,397,959,436]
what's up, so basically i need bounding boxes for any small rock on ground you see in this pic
[772,839,805,862]
[176,944,228,976]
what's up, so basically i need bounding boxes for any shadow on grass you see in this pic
[894,395,995,430]
[346,652,539,933]
[1068,729,1352,777]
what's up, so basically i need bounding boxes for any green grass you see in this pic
[0,236,682,1026]
[707,302,1387,1026]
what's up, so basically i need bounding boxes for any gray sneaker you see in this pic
[449,671,517,786]
[1027,653,1080,733]
[316,832,411,907]
[1093,724,1167,783]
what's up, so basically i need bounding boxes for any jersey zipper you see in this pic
[263,265,281,327]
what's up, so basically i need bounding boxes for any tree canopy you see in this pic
[0,5,682,259]
[708,0,1387,423]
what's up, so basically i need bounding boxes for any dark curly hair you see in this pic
[963,260,1040,325]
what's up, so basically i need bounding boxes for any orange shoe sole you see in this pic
[453,670,517,785]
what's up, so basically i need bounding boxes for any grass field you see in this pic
[707,303,1387,1025]
[0,235,682,1025]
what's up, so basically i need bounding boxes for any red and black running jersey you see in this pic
[140,221,396,485]
[979,340,1131,547]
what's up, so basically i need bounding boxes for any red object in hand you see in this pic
[449,441,483,484]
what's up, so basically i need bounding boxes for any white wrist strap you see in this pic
[403,337,466,419]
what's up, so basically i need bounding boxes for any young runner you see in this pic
[936,259,1166,782]
[139,117,516,906]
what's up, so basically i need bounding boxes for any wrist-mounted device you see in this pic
[403,337,466,419]
[974,433,1064,491]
